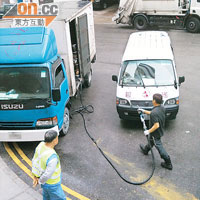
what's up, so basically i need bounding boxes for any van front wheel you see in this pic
[60,107,70,136]
[133,15,148,30]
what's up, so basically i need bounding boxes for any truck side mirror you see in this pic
[179,76,185,85]
[112,75,118,82]
[52,88,61,102]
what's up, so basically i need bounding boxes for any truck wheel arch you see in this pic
[132,14,149,30]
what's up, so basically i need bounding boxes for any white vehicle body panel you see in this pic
[0,126,59,142]
[117,86,179,105]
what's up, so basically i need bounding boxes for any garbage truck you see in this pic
[113,0,200,33]
[0,0,96,141]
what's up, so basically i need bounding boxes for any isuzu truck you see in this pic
[113,0,200,33]
[0,1,96,141]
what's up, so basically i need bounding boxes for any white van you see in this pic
[112,31,185,120]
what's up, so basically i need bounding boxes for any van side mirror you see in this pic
[179,76,185,85]
[112,75,118,82]
[52,88,61,102]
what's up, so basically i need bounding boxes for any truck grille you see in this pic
[131,100,153,107]
[0,122,34,128]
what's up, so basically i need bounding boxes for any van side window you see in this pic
[55,64,65,88]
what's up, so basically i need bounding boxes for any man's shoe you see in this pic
[140,144,148,155]
[161,162,173,170]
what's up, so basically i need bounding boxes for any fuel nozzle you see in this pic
[139,112,147,131]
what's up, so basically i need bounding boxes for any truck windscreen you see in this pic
[120,60,176,87]
[0,67,50,100]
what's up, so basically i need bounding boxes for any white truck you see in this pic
[113,0,200,33]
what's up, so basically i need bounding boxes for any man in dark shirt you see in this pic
[138,93,173,170]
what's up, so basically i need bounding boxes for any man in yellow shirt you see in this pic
[32,130,66,200]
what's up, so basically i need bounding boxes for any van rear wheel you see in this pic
[133,15,148,30]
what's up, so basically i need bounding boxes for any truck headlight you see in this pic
[36,116,58,127]
[165,98,179,105]
[116,98,130,105]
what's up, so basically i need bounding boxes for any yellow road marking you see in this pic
[13,143,32,167]
[4,142,33,179]
[104,151,198,200]
[4,143,90,200]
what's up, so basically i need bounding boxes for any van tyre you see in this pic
[60,107,70,136]
[186,17,200,33]
[84,69,92,88]
[133,15,148,30]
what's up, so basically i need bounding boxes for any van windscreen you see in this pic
[120,60,175,87]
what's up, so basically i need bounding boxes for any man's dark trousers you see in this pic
[144,136,169,161]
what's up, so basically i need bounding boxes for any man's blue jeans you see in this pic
[42,183,66,200]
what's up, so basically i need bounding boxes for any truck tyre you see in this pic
[60,107,70,136]
[186,17,200,33]
[133,15,148,30]
[84,69,92,88]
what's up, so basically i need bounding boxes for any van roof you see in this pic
[122,31,174,62]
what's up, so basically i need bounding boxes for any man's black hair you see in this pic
[44,130,58,143]
[153,93,163,104]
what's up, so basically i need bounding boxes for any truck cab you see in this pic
[0,27,70,141]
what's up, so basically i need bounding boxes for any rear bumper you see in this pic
[117,105,179,120]
[0,126,59,142]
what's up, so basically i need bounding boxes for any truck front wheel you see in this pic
[186,17,200,33]
[60,107,70,136]
[133,15,148,30]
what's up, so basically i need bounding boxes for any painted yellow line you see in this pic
[13,143,32,167]
[4,143,33,179]
[12,142,90,200]
[61,185,89,200]
[104,151,198,200]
